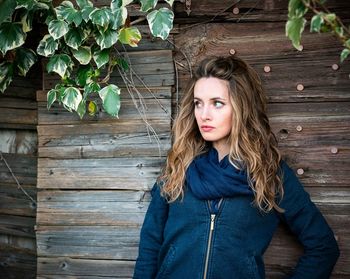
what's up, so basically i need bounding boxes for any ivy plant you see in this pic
[0,0,174,118]
[286,0,350,62]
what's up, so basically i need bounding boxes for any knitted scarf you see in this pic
[186,147,254,200]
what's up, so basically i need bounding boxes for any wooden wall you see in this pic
[35,33,174,277]
[173,0,350,278]
[0,64,40,278]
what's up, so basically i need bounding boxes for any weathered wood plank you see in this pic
[37,257,134,278]
[173,0,350,24]
[0,130,37,154]
[38,132,170,159]
[0,153,37,185]
[0,244,36,279]
[0,214,35,238]
[37,157,165,190]
[0,108,37,126]
[0,183,37,217]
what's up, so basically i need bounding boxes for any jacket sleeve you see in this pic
[278,161,340,279]
[133,182,169,279]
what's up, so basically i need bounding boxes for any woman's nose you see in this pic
[200,105,212,121]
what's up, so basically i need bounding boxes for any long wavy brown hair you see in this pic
[160,55,284,212]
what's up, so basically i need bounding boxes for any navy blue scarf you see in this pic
[186,148,254,200]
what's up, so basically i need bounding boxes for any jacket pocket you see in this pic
[156,245,176,279]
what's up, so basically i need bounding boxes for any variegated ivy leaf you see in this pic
[81,6,95,22]
[118,27,141,47]
[76,0,93,9]
[47,88,57,109]
[98,84,121,117]
[0,62,14,93]
[110,7,127,30]
[340,49,350,63]
[288,0,308,18]
[89,7,113,29]
[286,17,306,51]
[46,54,73,78]
[62,87,82,112]
[164,0,174,6]
[56,0,82,27]
[76,65,94,87]
[95,29,119,49]
[77,100,86,119]
[0,22,26,55]
[21,10,34,32]
[48,19,69,40]
[16,0,35,9]
[0,0,16,25]
[93,48,110,68]
[310,14,324,33]
[84,81,100,96]
[140,0,157,12]
[147,8,174,40]
[15,47,37,76]
[37,34,59,57]
[111,0,133,10]
[64,27,87,50]
[72,46,91,65]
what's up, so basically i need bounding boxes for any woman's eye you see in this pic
[194,101,202,108]
[214,101,224,108]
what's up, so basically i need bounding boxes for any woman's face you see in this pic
[194,77,233,152]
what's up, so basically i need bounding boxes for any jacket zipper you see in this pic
[203,214,215,279]
[203,199,223,279]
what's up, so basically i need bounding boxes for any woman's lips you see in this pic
[201,125,214,132]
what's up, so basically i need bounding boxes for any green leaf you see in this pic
[116,57,129,71]
[99,84,121,117]
[285,17,306,51]
[95,29,119,49]
[81,6,95,22]
[0,0,16,25]
[72,46,91,65]
[37,34,59,57]
[62,87,82,111]
[64,27,87,50]
[164,0,174,6]
[88,100,98,116]
[310,14,324,33]
[140,0,157,12]
[345,39,350,48]
[84,81,100,96]
[325,13,336,23]
[21,10,34,32]
[335,26,344,37]
[76,0,93,9]
[288,0,308,18]
[77,100,86,119]
[110,7,127,29]
[93,48,110,68]
[47,54,73,78]
[118,27,141,47]
[76,64,94,87]
[340,48,350,63]
[0,62,14,93]
[48,19,69,40]
[111,0,133,10]
[0,22,26,55]
[147,7,174,40]
[89,7,113,29]
[47,89,57,109]
[15,47,37,76]
[56,0,82,26]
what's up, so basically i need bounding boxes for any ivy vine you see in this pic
[0,0,174,118]
[286,0,350,62]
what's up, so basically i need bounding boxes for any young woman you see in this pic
[133,56,340,279]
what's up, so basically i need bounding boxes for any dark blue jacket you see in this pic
[133,161,339,279]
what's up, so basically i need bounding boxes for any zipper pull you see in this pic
[210,214,215,231]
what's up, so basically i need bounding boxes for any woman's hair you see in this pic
[159,55,284,212]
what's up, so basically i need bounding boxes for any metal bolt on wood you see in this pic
[233,7,239,14]
[264,65,271,73]
[296,125,303,132]
[297,168,304,175]
[229,49,236,55]
[332,64,339,71]
[297,84,304,91]
[331,147,338,154]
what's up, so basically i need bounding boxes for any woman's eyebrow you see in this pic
[193,97,226,100]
